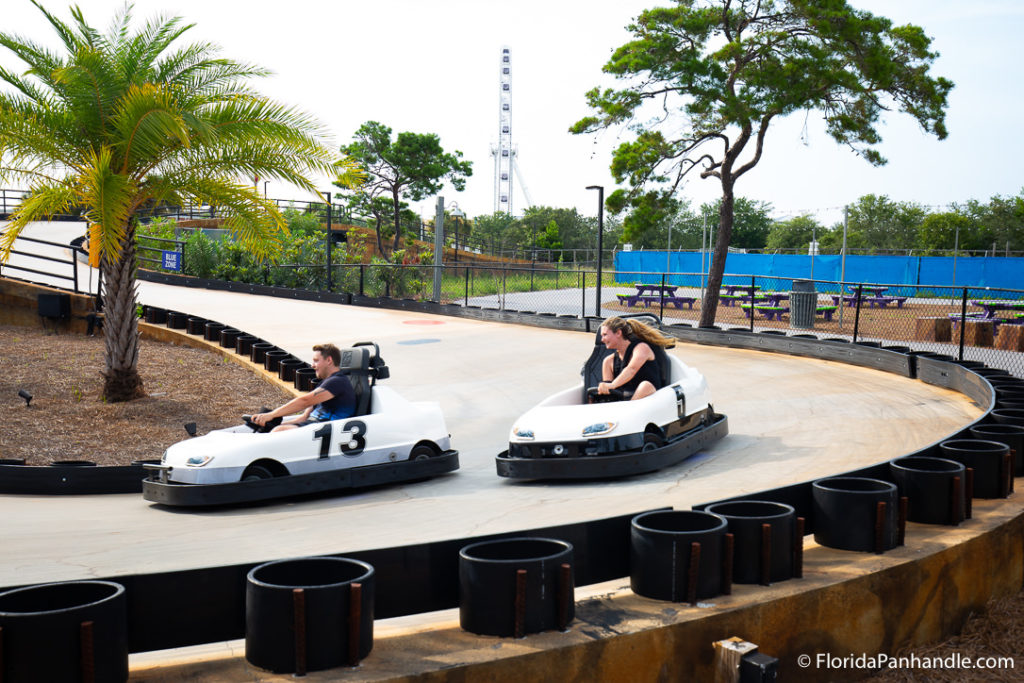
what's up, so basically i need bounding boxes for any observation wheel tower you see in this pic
[491,47,514,215]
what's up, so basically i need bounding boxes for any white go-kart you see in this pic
[143,342,458,505]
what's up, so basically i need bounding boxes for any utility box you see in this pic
[790,279,816,329]
[37,293,70,320]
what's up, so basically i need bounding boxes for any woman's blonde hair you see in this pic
[601,316,675,348]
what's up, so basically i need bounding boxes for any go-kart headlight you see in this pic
[582,421,616,437]
[186,455,214,467]
[512,426,534,440]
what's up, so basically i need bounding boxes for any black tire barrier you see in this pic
[245,557,374,674]
[889,456,967,525]
[630,510,728,602]
[968,424,1024,475]
[975,368,1012,379]
[50,460,96,467]
[939,439,1013,499]
[250,342,275,365]
[0,458,25,465]
[204,321,226,342]
[884,345,911,354]
[704,500,797,585]
[235,334,257,356]
[990,408,1024,426]
[855,341,882,348]
[998,400,1024,411]
[278,358,305,383]
[144,306,167,324]
[988,378,1024,390]
[218,327,242,349]
[459,537,574,637]
[166,311,188,329]
[812,477,900,553]
[994,388,1024,403]
[185,316,207,335]
[264,349,289,373]
[0,580,128,683]
[790,334,818,339]
[295,367,318,391]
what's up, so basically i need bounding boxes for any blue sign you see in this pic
[161,250,182,271]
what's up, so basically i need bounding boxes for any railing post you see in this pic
[853,284,863,341]
[581,268,586,318]
[659,272,666,319]
[749,274,756,333]
[464,266,470,306]
[359,264,365,296]
[958,288,968,360]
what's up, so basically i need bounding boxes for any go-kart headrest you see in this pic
[339,347,370,373]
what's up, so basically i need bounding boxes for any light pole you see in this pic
[586,185,604,318]
[263,181,269,199]
[450,203,465,264]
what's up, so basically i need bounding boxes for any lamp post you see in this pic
[263,181,269,199]
[325,191,333,292]
[586,185,604,318]
[450,203,465,264]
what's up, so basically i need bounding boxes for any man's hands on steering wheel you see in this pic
[243,409,282,433]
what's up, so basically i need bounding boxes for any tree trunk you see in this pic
[390,188,402,257]
[372,214,386,259]
[101,220,145,402]
[698,184,736,328]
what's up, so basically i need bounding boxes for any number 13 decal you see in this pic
[313,420,367,459]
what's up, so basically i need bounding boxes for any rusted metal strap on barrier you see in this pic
[688,542,702,606]
[80,620,95,683]
[514,569,527,639]
[557,563,573,631]
[348,582,362,667]
[292,588,306,676]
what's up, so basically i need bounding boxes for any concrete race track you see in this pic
[0,280,985,588]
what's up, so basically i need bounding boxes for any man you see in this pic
[251,343,355,432]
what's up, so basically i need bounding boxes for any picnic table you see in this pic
[723,284,760,296]
[740,303,839,322]
[847,285,888,297]
[636,284,677,297]
[617,284,697,310]
[970,300,1024,319]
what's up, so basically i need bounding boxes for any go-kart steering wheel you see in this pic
[587,386,625,404]
[242,412,282,433]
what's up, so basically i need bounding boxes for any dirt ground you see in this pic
[0,324,293,465]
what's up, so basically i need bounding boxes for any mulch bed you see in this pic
[0,324,294,466]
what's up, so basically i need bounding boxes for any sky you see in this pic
[2,0,1023,227]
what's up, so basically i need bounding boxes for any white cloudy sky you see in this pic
[3,0,1022,225]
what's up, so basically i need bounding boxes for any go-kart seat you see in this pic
[339,347,373,416]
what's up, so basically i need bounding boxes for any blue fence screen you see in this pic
[615,251,1023,291]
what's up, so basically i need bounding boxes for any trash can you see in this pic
[790,279,816,330]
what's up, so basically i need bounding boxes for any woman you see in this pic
[596,316,675,401]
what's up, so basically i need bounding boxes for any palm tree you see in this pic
[0,1,355,401]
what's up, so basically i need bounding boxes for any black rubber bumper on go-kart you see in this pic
[495,415,728,480]
[142,450,459,507]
